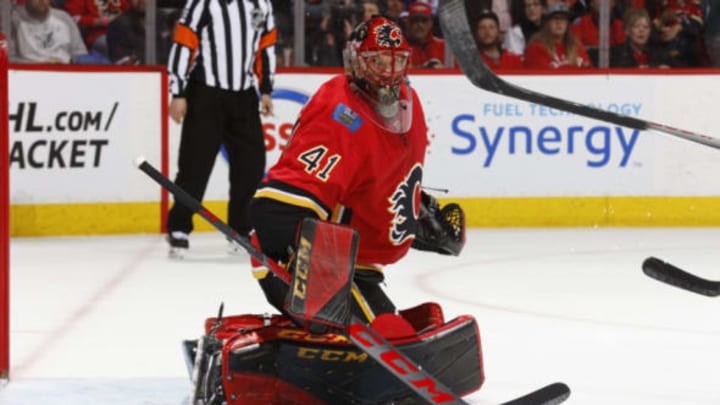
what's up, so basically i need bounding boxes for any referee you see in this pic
[165,0,276,256]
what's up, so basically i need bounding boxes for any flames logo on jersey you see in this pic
[388,164,422,245]
[374,23,403,49]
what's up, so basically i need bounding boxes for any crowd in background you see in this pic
[3,0,720,68]
[4,0,178,65]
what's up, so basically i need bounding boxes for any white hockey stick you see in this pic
[438,0,720,150]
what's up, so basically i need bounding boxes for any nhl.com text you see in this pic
[8,101,116,169]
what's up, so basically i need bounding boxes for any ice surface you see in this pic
[2,228,719,404]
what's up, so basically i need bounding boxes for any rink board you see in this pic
[8,68,720,235]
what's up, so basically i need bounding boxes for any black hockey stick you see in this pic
[642,256,720,297]
[438,0,720,150]
[501,382,570,405]
[136,157,469,404]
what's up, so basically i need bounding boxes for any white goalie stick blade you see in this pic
[437,0,720,150]
[642,257,720,297]
[500,382,571,405]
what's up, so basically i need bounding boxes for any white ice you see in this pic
[1,228,719,404]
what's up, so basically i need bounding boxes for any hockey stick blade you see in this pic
[642,257,720,297]
[137,158,469,404]
[438,0,720,150]
[500,382,570,405]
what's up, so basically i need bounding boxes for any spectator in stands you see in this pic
[106,0,173,64]
[504,0,546,55]
[705,0,720,66]
[475,9,524,69]
[305,0,357,67]
[466,0,512,34]
[611,0,647,19]
[382,0,407,22]
[495,0,513,32]
[272,0,293,66]
[9,0,88,64]
[361,0,381,20]
[566,0,591,19]
[655,0,705,29]
[64,0,130,58]
[305,1,336,66]
[610,7,668,67]
[405,1,446,68]
[571,0,626,65]
[655,5,707,66]
[524,2,593,68]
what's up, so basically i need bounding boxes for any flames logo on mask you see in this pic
[388,164,423,245]
[374,24,403,48]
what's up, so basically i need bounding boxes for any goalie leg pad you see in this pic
[192,313,485,405]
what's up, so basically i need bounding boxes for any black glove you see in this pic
[412,192,466,256]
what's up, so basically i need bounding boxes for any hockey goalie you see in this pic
[182,16,484,404]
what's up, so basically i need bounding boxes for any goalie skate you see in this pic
[184,335,225,405]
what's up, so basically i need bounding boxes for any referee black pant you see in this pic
[167,81,265,236]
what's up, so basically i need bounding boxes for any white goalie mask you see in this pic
[343,16,414,134]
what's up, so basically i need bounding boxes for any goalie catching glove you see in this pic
[412,191,466,256]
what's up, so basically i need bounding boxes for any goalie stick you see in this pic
[137,157,570,405]
[642,257,720,297]
[437,0,720,150]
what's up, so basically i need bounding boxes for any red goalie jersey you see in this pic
[254,74,429,266]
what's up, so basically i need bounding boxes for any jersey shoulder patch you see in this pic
[331,103,363,133]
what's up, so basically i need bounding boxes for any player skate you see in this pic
[167,231,189,259]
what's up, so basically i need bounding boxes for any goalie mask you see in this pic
[343,16,413,134]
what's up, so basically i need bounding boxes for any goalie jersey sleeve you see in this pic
[254,75,429,266]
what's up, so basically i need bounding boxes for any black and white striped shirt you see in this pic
[168,0,276,97]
